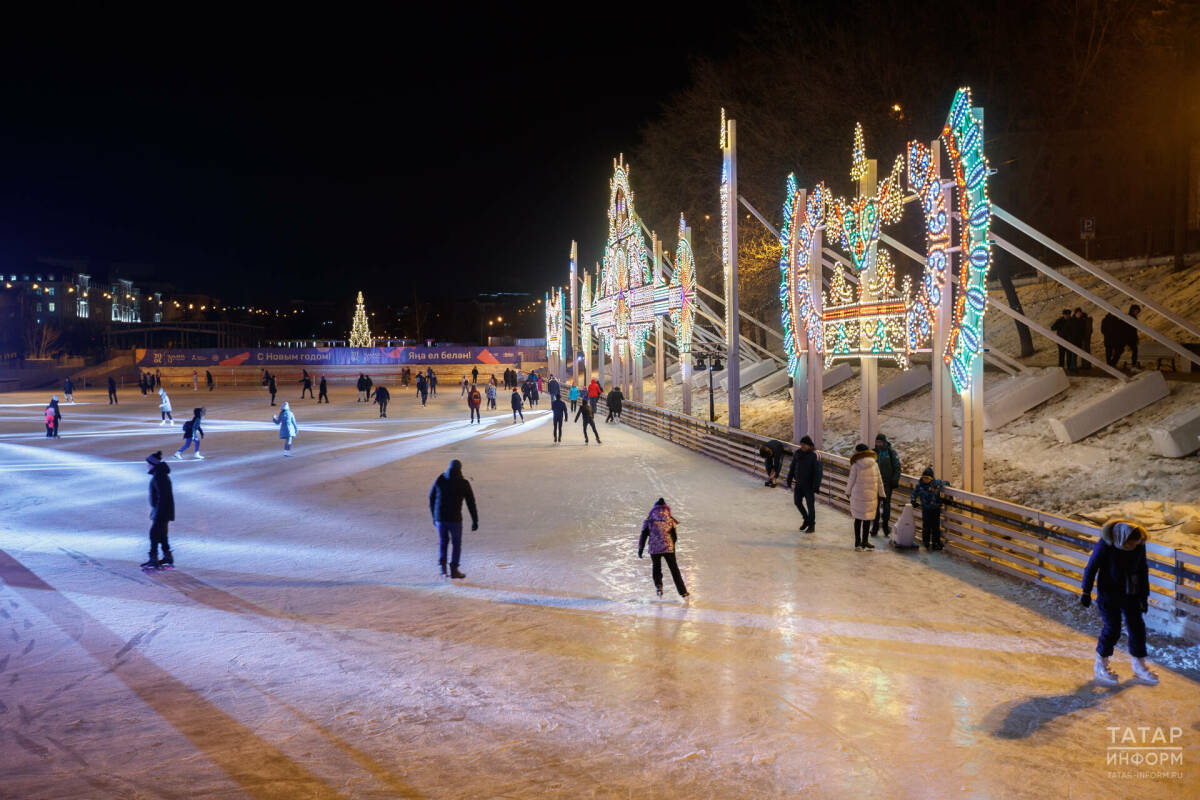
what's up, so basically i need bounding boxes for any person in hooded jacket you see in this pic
[638,498,689,598]
[547,375,560,401]
[605,386,623,423]
[108,375,118,404]
[485,381,496,409]
[373,384,391,417]
[318,376,329,403]
[429,459,478,579]
[158,387,174,424]
[759,439,786,487]
[467,384,481,424]
[568,383,580,412]
[587,378,602,414]
[551,395,568,442]
[142,451,175,569]
[273,401,298,456]
[846,444,884,551]
[268,374,277,406]
[871,434,902,537]
[786,435,822,532]
[574,397,600,444]
[174,408,206,460]
[1082,519,1158,686]
[910,468,949,549]
[510,387,524,423]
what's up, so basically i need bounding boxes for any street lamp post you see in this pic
[693,348,725,424]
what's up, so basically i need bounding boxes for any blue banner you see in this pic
[135,346,542,368]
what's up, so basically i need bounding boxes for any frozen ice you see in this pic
[0,385,1196,798]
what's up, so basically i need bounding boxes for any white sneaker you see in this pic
[1094,654,1120,686]
[194,453,205,460]
[173,452,183,460]
[283,451,291,457]
[160,420,167,425]
[1131,657,1159,685]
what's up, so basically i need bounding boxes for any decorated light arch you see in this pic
[545,286,566,361]
[669,213,697,355]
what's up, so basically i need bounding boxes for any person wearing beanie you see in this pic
[1082,519,1158,686]
[910,467,950,550]
[174,408,206,460]
[272,401,299,456]
[429,459,478,579]
[638,498,689,598]
[142,451,175,570]
[846,443,884,551]
[786,435,822,532]
[871,434,902,537]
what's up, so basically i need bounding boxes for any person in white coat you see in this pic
[846,443,884,551]
[158,387,174,424]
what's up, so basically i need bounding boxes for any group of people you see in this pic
[1050,303,1144,372]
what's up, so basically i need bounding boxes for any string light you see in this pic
[670,214,697,354]
[778,177,827,377]
[349,291,372,346]
[905,139,949,352]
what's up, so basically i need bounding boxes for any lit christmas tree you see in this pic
[349,291,372,347]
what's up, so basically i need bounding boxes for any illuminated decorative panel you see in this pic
[545,287,566,360]
[670,214,697,354]
[778,176,827,377]
[941,88,992,391]
[592,157,656,360]
[905,140,949,352]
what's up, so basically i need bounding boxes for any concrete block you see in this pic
[755,367,791,397]
[1148,405,1200,458]
[642,363,655,379]
[983,368,1070,430]
[665,362,681,379]
[1048,371,1169,443]
[776,362,857,400]
[719,358,778,391]
[879,365,931,407]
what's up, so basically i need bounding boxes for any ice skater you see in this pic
[510,387,524,423]
[417,373,428,406]
[551,394,568,442]
[485,381,496,410]
[547,374,560,401]
[574,397,600,444]
[605,386,622,423]
[785,435,822,532]
[141,451,175,570]
[192,370,199,391]
[206,370,214,391]
[587,378,601,414]
[268,374,277,406]
[1082,519,1158,686]
[759,439,785,487]
[173,408,206,460]
[429,459,478,579]
[373,384,391,417]
[428,370,437,397]
[318,375,329,403]
[910,468,949,550]
[299,373,314,398]
[568,383,580,413]
[467,384,481,424]
[357,373,367,402]
[158,387,174,424]
[63,377,75,403]
[871,434,901,537]
[461,375,469,396]
[846,444,884,551]
[108,376,118,404]
[44,397,61,438]
[638,498,689,598]
[273,401,298,456]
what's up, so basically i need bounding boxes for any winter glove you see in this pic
[1139,597,1148,614]
[638,550,644,559]
[471,521,478,532]
[1080,592,1091,608]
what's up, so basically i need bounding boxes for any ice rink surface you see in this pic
[1,384,1197,799]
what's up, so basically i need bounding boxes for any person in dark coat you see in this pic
[139,373,148,395]
[142,451,175,569]
[429,459,478,579]
[372,384,391,417]
[318,376,329,403]
[1050,308,1073,370]
[417,373,428,406]
[574,399,600,444]
[467,385,481,424]
[206,370,214,391]
[63,377,75,403]
[551,395,568,442]
[1101,304,1142,369]
[174,408,206,460]
[356,373,366,402]
[786,435,822,532]
[638,498,688,598]
[299,374,314,398]
[471,366,479,385]
[364,374,374,402]
[910,468,949,550]
[45,396,61,438]
[1081,519,1158,686]
[547,375,560,401]
[268,374,277,406]
[108,376,118,404]
[510,388,524,423]
[871,434,902,536]
[427,371,436,397]
[1073,308,1092,362]
[759,439,785,487]
[606,387,623,423]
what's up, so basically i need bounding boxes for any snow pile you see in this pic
[1078,501,1200,551]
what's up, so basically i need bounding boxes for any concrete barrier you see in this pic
[1048,371,1169,443]
[719,358,778,391]
[879,365,931,407]
[1148,406,1200,458]
[777,362,857,400]
[983,368,1070,430]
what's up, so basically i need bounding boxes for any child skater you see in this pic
[273,401,298,456]
[910,467,949,550]
[174,408,205,460]
[638,498,689,599]
[1081,519,1158,686]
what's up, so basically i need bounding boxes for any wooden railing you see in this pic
[603,398,1200,642]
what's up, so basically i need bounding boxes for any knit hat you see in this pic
[146,451,163,473]
[922,467,934,477]
[855,443,869,452]
[800,435,814,447]
[655,497,666,506]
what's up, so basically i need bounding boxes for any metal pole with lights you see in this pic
[692,346,724,424]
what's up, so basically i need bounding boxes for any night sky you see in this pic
[0,12,743,306]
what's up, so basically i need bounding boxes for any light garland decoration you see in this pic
[905,139,950,353]
[580,269,593,370]
[778,175,828,378]
[349,291,372,347]
[545,287,566,360]
[669,214,697,354]
[720,148,733,340]
[940,87,992,392]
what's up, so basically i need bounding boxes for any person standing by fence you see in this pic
[910,468,949,550]
[786,435,822,532]
[872,434,901,537]
[846,444,883,551]
[1081,519,1158,686]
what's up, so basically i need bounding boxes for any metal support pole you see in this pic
[962,357,985,492]
[791,190,808,445]
[858,159,879,446]
[931,146,954,483]
[569,242,578,380]
[681,353,692,416]
[722,116,741,428]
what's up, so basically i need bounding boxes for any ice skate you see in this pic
[854,545,863,552]
[862,541,875,550]
[1093,654,1120,686]
[173,451,183,460]
[449,567,466,579]
[194,453,204,459]
[140,557,160,570]
[439,558,447,577]
[1131,657,1159,685]
[656,586,663,597]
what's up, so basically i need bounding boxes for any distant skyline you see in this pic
[0,11,746,306]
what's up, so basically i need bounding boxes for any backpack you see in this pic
[182,419,195,438]
[45,407,55,425]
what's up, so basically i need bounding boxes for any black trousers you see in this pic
[109,390,118,404]
[763,454,781,480]
[873,487,894,533]
[570,399,577,412]
[854,518,870,548]
[378,401,388,417]
[1096,595,1147,658]
[651,553,688,595]
[794,488,815,528]
[920,507,942,547]
[581,418,599,442]
[318,389,328,403]
[149,518,171,558]
[553,419,563,441]
[1057,345,1068,368]
[470,407,480,422]
[301,386,313,398]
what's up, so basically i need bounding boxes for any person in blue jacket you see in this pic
[272,401,298,456]
[174,408,206,460]
[1081,519,1158,686]
[910,468,949,550]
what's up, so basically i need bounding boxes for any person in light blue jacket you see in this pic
[272,401,298,456]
